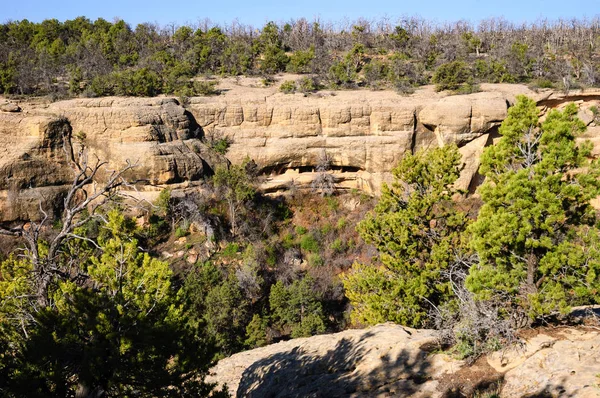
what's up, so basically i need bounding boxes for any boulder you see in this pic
[208,323,463,398]
[501,329,600,398]
[0,102,21,112]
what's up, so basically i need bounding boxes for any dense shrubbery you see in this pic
[344,96,600,358]
[343,145,469,327]
[1,16,599,97]
[0,149,375,394]
[143,163,375,358]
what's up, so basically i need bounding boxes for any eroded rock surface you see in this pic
[499,329,600,398]
[187,89,513,192]
[0,97,227,222]
[208,323,462,398]
[208,324,600,398]
[2,85,600,222]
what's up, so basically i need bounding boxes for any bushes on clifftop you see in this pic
[2,17,599,96]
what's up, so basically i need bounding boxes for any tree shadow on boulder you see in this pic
[236,329,436,398]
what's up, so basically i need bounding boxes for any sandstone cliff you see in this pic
[186,87,512,193]
[0,97,227,222]
[1,84,599,223]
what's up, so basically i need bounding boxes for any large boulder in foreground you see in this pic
[209,323,600,397]
[208,324,462,398]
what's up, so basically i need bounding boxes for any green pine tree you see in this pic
[467,95,600,321]
[343,145,470,327]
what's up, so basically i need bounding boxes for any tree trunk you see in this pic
[526,252,537,294]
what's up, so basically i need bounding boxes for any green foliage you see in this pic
[175,224,190,238]
[1,17,598,97]
[245,314,268,348]
[297,76,319,93]
[211,138,230,154]
[300,233,320,253]
[114,68,161,96]
[474,59,515,83]
[328,59,357,88]
[432,61,472,91]
[155,188,172,216]
[279,80,296,94]
[295,225,308,235]
[287,46,315,73]
[221,242,240,257]
[467,95,600,320]
[363,59,389,88]
[0,210,221,396]
[257,22,289,73]
[194,80,220,96]
[343,263,413,325]
[390,26,410,49]
[269,277,326,338]
[330,238,345,253]
[203,276,250,355]
[213,162,256,236]
[530,78,555,89]
[343,145,469,327]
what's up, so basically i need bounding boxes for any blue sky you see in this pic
[2,0,599,28]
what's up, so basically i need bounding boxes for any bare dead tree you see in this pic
[0,126,137,308]
[311,150,336,197]
[431,252,520,363]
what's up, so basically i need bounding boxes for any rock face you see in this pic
[187,89,512,192]
[207,323,463,398]
[208,323,600,398]
[497,328,600,398]
[0,97,227,222]
[2,85,600,223]
[45,97,224,185]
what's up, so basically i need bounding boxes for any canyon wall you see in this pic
[1,84,598,223]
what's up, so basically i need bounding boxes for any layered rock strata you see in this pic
[0,97,226,222]
[1,85,599,222]
[187,90,510,192]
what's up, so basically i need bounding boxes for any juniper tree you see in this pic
[467,95,600,322]
[0,210,223,397]
[343,145,470,327]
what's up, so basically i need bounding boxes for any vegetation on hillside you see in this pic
[0,17,599,97]
[1,95,600,393]
[344,95,600,358]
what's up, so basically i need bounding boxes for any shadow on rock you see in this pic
[236,329,437,398]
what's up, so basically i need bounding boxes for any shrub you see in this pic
[211,138,230,155]
[269,277,326,338]
[343,145,469,327]
[330,238,345,253]
[279,80,296,94]
[432,61,472,91]
[300,233,319,253]
[294,225,307,235]
[193,80,220,96]
[175,223,190,238]
[297,76,319,93]
[221,242,240,258]
[467,96,600,323]
[287,47,315,73]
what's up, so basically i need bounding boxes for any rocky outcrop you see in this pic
[44,97,224,185]
[2,85,600,222]
[0,97,227,222]
[187,89,513,192]
[207,323,463,398]
[208,323,600,398]
[492,328,600,398]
